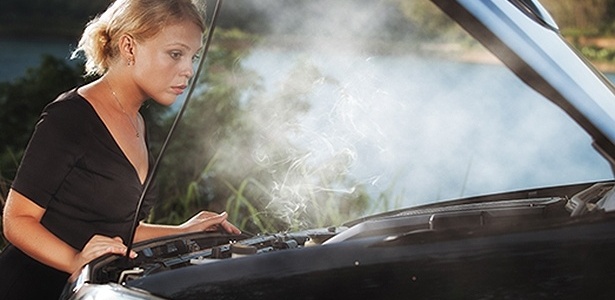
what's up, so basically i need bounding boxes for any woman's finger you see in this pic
[182,211,241,234]
[83,235,137,260]
[221,220,241,234]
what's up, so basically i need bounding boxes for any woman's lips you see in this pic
[172,85,187,95]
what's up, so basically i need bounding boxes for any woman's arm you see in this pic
[134,211,241,243]
[2,189,134,274]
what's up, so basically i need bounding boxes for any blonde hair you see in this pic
[73,0,206,76]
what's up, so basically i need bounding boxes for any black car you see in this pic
[61,0,615,299]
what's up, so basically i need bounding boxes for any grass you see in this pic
[224,177,277,232]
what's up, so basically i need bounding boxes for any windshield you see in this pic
[220,0,614,212]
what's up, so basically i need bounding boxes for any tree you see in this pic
[0,55,85,181]
[541,0,615,34]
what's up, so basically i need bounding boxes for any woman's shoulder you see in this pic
[44,88,92,114]
[34,87,101,136]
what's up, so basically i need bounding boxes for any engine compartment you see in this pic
[57,182,615,300]
[88,228,341,285]
[83,182,615,287]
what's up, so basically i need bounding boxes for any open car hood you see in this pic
[432,0,615,169]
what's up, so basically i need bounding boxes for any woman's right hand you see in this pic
[71,235,137,273]
[4,189,138,275]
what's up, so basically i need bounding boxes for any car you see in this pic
[61,0,615,299]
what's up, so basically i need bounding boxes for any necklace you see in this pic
[104,79,141,138]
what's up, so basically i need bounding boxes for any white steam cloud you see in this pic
[213,1,613,225]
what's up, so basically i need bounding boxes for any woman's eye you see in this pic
[192,54,201,63]
[170,51,183,60]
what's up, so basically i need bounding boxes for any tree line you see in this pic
[1,0,614,39]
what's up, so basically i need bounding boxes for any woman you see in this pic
[0,0,240,298]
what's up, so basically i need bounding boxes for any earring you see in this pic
[127,58,134,66]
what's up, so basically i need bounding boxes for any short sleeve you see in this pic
[12,92,88,208]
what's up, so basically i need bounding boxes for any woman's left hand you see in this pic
[180,211,241,235]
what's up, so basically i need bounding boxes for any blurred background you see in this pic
[1,0,614,248]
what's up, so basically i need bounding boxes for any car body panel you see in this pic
[130,219,615,300]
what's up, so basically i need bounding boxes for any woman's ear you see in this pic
[118,34,136,66]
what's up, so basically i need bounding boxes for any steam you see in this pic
[210,1,613,228]
[243,55,392,228]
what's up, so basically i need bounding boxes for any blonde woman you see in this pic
[0,0,240,298]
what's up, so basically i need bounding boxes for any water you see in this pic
[240,47,615,208]
[0,38,77,82]
[2,39,615,210]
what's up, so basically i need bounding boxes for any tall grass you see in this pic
[222,175,376,233]
[224,177,277,232]
[157,147,393,235]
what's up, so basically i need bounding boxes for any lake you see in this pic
[2,38,615,213]
[0,38,78,82]
[239,47,615,213]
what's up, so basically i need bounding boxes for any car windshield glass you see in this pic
[208,1,614,212]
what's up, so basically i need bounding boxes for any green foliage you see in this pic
[224,176,277,232]
[392,0,458,40]
[541,0,615,34]
[579,46,615,63]
[1,0,614,41]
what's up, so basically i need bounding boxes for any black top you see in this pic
[0,88,157,299]
[11,88,157,250]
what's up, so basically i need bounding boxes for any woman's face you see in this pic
[132,20,203,106]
